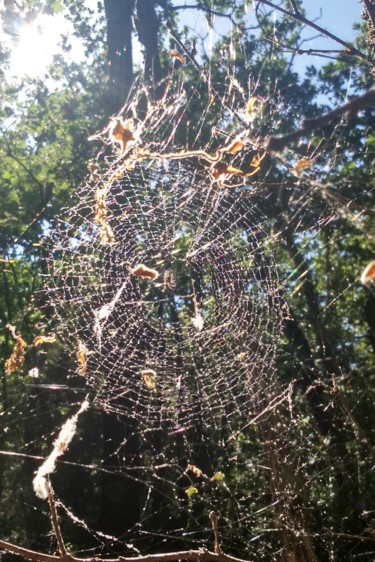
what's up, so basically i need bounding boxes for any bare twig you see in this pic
[256,0,375,65]
[0,540,252,562]
[209,511,222,555]
[289,0,300,15]
[266,89,375,151]
[46,479,68,558]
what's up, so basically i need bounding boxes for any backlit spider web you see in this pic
[45,84,286,435]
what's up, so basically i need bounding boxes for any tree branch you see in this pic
[266,89,375,151]
[363,0,375,29]
[0,540,253,562]
[46,479,67,558]
[257,0,375,65]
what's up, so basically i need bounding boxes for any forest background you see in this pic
[0,1,375,561]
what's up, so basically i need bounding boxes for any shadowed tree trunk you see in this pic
[104,0,135,112]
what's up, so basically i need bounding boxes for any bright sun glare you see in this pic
[9,14,72,79]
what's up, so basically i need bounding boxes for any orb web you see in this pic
[45,87,286,436]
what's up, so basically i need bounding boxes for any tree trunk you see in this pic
[104,0,135,112]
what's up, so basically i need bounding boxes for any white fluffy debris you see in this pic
[191,313,204,332]
[33,399,89,499]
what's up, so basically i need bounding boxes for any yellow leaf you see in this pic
[211,471,225,482]
[185,486,199,497]
[33,334,57,346]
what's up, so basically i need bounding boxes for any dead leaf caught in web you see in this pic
[168,50,186,63]
[109,118,135,154]
[360,260,375,285]
[33,334,57,346]
[211,162,244,180]
[76,340,88,376]
[131,264,159,280]
[141,369,157,390]
[187,464,203,477]
[246,96,259,120]
[293,158,314,175]
[222,139,245,154]
[5,324,27,374]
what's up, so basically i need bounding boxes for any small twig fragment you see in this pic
[209,511,222,555]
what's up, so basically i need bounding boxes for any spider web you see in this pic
[2,7,375,562]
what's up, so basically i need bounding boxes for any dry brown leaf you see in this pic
[168,50,186,63]
[5,325,27,374]
[293,158,314,174]
[211,162,244,179]
[131,264,159,280]
[109,118,135,153]
[76,340,88,376]
[33,334,57,346]
[187,464,203,477]
[99,223,115,245]
[246,96,258,118]
[222,139,245,154]
[361,260,375,285]
[141,369,157,390]
[88,162,99,176]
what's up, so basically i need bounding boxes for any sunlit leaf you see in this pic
[211,162,244,179]
[360,260,375,285]
[185,486,199,497]
[109,118,135,154]
[222,139,244,154]
[246,96,258,118]
[168,50,186,63]
[211,471,225,482]
[187,464,203,477]
[141,369,157,390]
[33,334,57,346]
